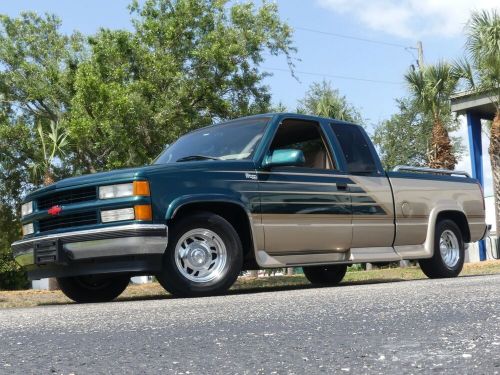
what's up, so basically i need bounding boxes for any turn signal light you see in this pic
[134,205,152,221]
[133,181,150,196]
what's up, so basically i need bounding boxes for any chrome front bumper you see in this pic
[11,224,168,268]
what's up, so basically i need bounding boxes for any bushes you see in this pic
[0,252,29,290]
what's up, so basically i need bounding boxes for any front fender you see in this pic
[165,194,251,220]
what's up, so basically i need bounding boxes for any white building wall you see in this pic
[31,278,49,290]
[485,196,496,234]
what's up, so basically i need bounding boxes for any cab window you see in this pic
[269,119,335,170]
[331,124,377,174]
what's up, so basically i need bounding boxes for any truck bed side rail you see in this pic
[392,165,471,178]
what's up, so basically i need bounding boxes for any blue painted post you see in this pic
[466,111,486,261]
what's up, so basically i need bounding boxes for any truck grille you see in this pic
[37,187,97,210]
[38,211,98,233]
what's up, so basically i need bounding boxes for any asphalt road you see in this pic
[1,275,499,374]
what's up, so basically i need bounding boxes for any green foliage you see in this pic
[404,62,458,121]
[0,253,29,290]
[69,0,296,171]
[373,99,433,170]
[0,205,28,290]
[464,10,500,102]
[454,10,500,110]
[373,98,462,171]
[298,80,363,124]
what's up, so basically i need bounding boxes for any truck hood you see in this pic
[25,160,255,201]
[27,165,162,199]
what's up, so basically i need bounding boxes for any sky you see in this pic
[0,0,498,195]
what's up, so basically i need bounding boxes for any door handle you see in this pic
[336,183,348,191]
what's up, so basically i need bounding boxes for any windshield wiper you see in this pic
[176,155,221,162]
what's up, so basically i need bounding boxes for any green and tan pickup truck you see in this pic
[12,113,489,302]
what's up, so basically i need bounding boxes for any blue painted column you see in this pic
[466,111,486,261]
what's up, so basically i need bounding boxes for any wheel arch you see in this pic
[423,206,471,258]
[435,210,471,243]
[166,196,259,269]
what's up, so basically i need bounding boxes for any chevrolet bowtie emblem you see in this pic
[48,205,62,216]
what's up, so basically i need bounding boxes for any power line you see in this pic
[294,26,416,50]
[264,67,402,85]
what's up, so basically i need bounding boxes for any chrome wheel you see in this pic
[174,228,227,283]
[439,229,460,268]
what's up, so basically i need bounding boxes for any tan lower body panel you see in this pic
[260,213,352,254]
[256,246,401,267]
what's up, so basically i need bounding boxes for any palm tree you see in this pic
[454,9,500,237]
[30,120,68,186]
[30,120,68,291]
[405,63,458,170]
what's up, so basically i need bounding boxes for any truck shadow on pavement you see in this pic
[37,277,413,306]
[34,273,495,307]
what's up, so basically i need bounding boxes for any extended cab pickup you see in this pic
[12,113,489,302]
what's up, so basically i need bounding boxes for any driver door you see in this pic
[258,118,353,256]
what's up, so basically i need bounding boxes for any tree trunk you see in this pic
[489,111,500,237]
[428,118,456,170]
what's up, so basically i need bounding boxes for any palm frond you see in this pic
[452,57,476,90]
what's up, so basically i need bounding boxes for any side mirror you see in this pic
[263,149,305,168]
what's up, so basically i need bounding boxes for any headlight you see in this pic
[21,201,33,217]
[98,181,150,200]
[99,183,133,199]
[22,223,34,236]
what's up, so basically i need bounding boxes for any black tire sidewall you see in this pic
[57,274,130,303]
[158,212,243,297]
[420,219,465,279]
[303,264,347,285]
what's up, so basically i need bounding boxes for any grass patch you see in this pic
[1,260,500,309]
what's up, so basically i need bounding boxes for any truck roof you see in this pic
[215,112,362,127]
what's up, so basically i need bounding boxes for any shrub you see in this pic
[0,252,30,290]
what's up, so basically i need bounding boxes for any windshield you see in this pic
[154,117,270,164]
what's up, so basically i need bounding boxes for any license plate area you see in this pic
[34,240,61,265]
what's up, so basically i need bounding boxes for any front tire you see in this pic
[303,264,347,285]
[157,212,243,297]
[57,274,130,303]
[419,219,465,278]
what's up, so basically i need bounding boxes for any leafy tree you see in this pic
[373,99,433,170]
[68,0,296,171]
[0,12,84,126]
[405,63,459,170]
[298,80,363,124]
[454,9,500,236]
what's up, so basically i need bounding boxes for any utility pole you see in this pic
[417,41,424,69]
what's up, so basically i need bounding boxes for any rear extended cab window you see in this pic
[330,124,379,175]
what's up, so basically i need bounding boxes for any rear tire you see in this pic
[157,212,243,297]
[303,264,347,285]
[57,274,130,303]
[419,219,465,278]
